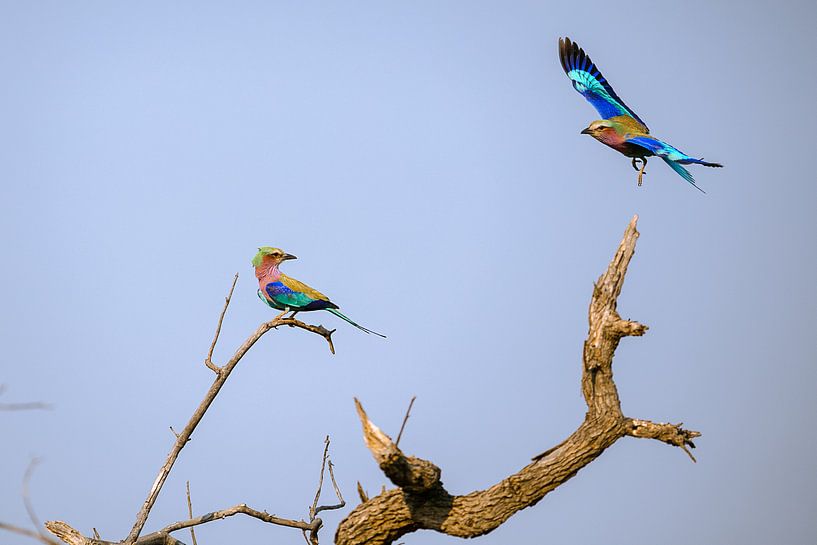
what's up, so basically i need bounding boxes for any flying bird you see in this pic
[253,247,385,337]
[559,37,722,192]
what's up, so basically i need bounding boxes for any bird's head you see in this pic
[251,247,297,268]
[581,120,613,138]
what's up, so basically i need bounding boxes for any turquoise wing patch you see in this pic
[559,38,648,128]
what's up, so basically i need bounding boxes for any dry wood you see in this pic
[121,275,335,544]
[0,522,60,545]
[334,215,701,545]
[394,395,416,448]
[39,274,336,545]
[185,482,198,545]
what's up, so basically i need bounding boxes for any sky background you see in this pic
[2,1,816,544]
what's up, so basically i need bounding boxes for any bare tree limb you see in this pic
[626,418,701,462]
[395,396,416,448]
[0,384,52,411]
[0,459,62,545]
[117,275,336,544]
[46,503,315,545]
[47,520,186,545]
[46,415,343,545]
[204,273,238,373]
[303,436,346,545]
[34,274,335,545]
[335,215,702,545]
[185,482,198,545]
[0,522,60,545]
[22,458,46,538]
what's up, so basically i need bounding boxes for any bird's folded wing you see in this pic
[626,136,689,162]
[559,37,648,129]
[265,276,338,310]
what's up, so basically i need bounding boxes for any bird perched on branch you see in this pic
[252,247,385,337]
[558,37,722,192]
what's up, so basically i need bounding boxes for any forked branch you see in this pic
[335,215,701,545]
[43,273,337,545]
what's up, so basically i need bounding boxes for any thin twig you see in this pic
[309,437,331,520]
[0,522,59,545]
[185,482,198,545]
[312,441,345,517]
[0,402,53,411]
[316,460,345,515]
[23,458,45,538]
[123,280,335,545]
[204,273,239,372]
[0,385,52,411]
[395,395,416,448]
[157,504,313,534]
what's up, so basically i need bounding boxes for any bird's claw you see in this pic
[286,310,299,327]
[633,157,648,187]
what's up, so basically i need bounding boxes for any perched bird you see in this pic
[558,37,722,192]
[252,246,385,337]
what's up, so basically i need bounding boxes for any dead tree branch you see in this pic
[0,459,61,545]
[303,435,346,545]
[43,274,336,545]
[395,395,416,448]
[335,215,701,545]
[0,522,60,545]
[46,437,345,545]
[185,482,198,545]
[0,384,52,411]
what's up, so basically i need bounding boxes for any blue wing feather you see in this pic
[559,38,648,129]
[264,281,335,311]
[625,136,705,192]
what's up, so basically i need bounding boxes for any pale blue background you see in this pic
[2,1,815,544]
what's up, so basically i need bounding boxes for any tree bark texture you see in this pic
[335,215,700,545]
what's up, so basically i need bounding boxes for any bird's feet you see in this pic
[632,157,648,186]
[281,309,299,327]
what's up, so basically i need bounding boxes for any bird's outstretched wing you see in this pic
[559,37,648,129]
[264,275,338,311]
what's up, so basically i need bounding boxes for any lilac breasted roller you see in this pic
[559,37,722,192]
[253,247,385,337]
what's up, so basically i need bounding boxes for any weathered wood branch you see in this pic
[335,215,701,545]
[44,450,343,545]
[42,274,337,545]
[0,522,60,545]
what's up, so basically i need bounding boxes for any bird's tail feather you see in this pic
[662,158,706,193]
[679,157,723,168]
[327,308,386,338]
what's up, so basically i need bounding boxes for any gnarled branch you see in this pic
[335,215,701,545]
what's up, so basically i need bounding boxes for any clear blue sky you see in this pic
[2,1,815,544]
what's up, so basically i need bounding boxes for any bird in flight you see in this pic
[253,247,385,337]
[558,37,722,192]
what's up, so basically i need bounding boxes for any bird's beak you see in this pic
[580,128,591,135]
[283,253,297,261]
